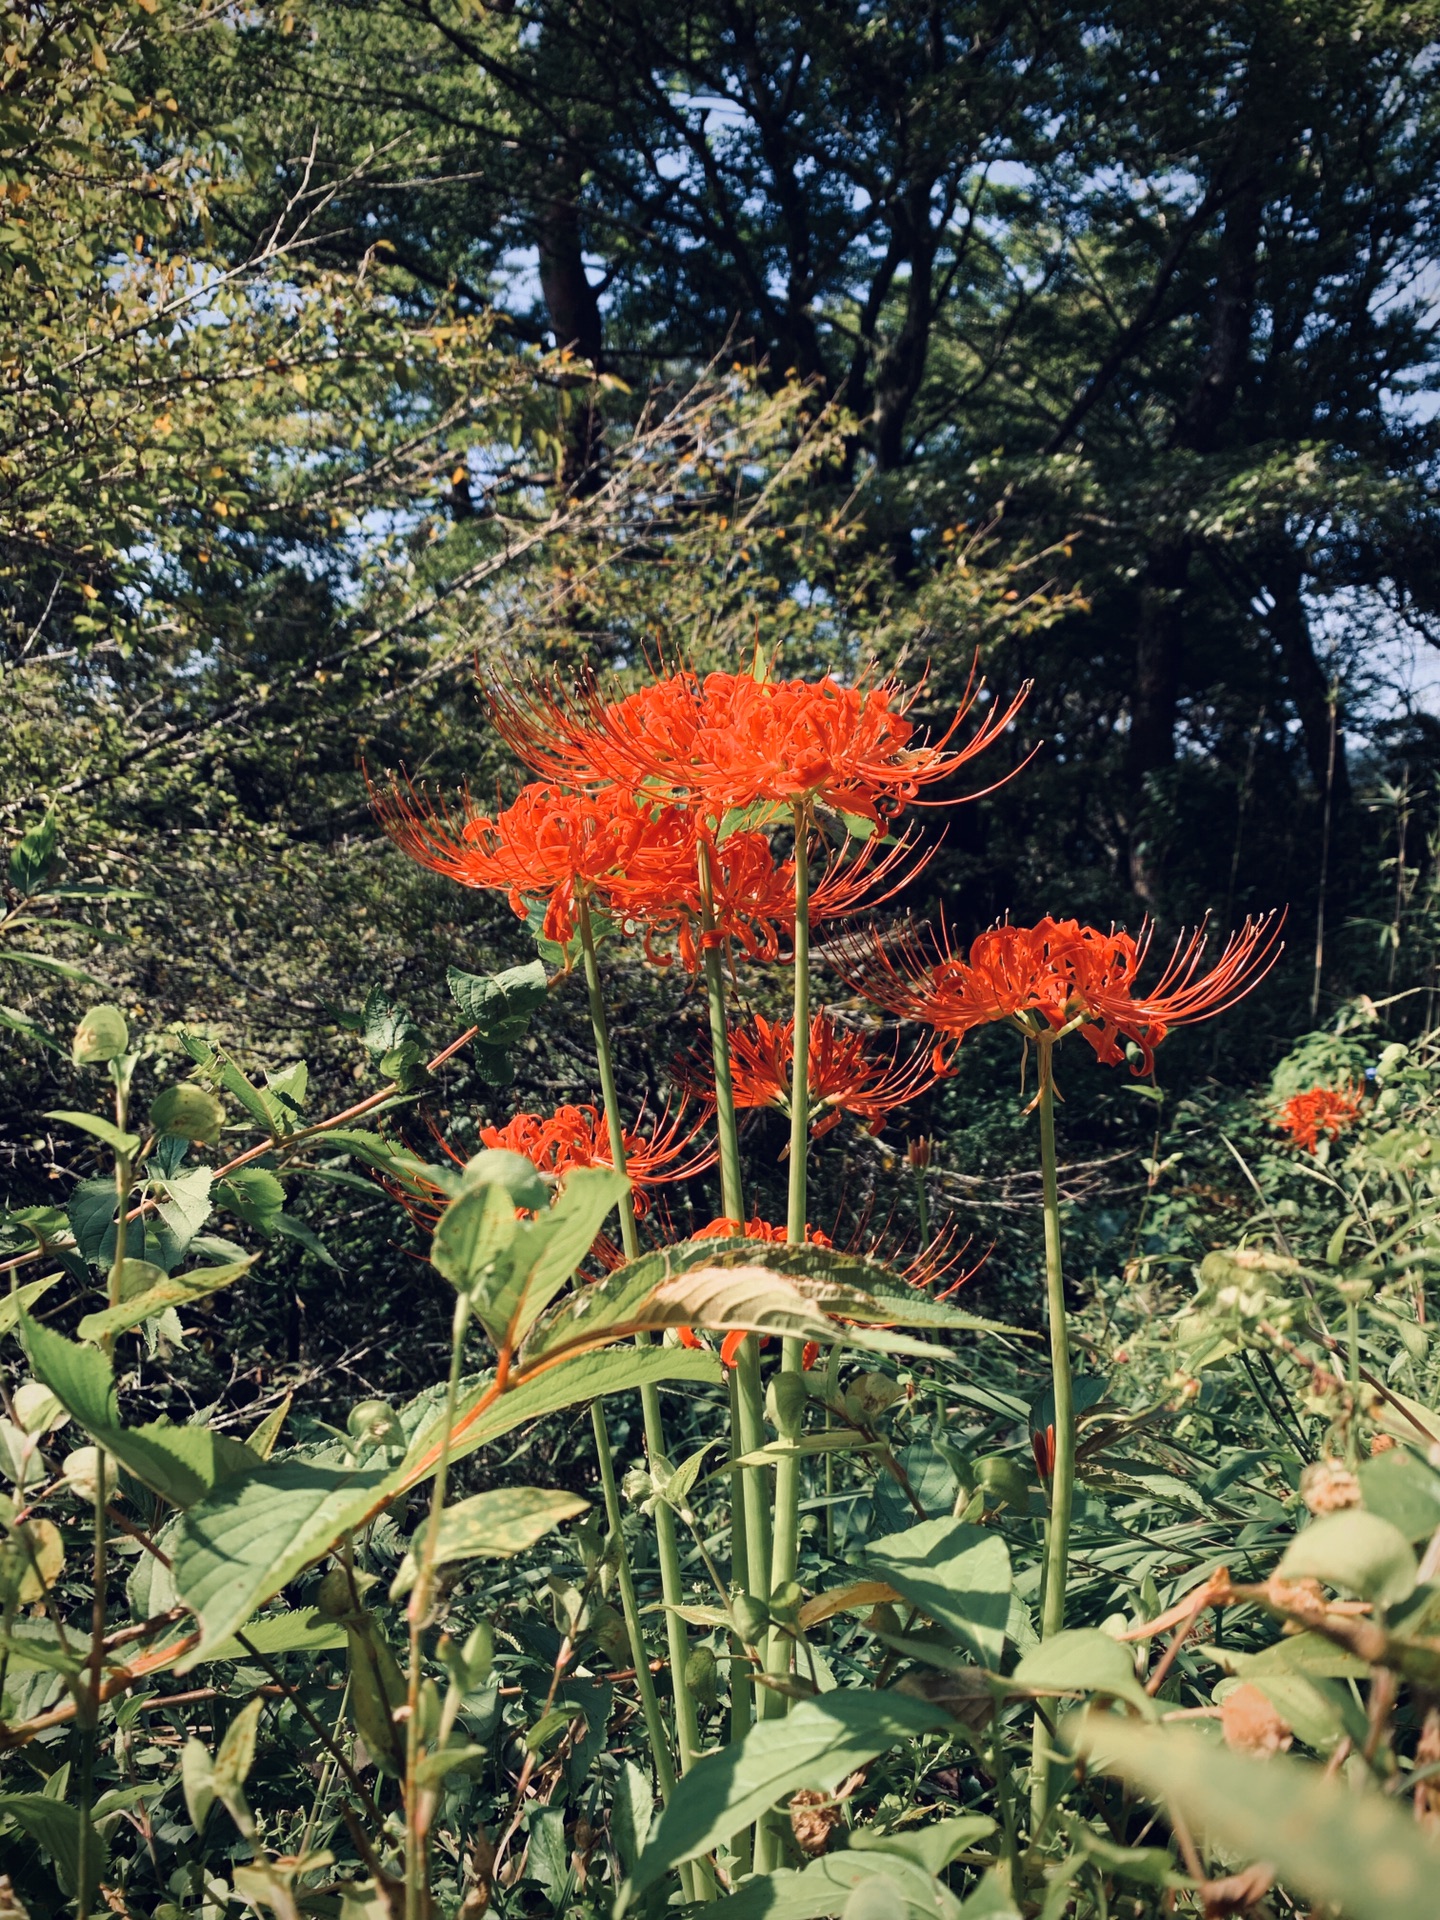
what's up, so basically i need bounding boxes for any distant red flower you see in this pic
[843,913,1282,1074]
[488,662,1031,824]
[1276,1084,1363,1153]
[480,1103,716,1214]
[680,1011,941,1137]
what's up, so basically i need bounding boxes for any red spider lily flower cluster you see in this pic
[1275,1084,1364,1153]
[479,1103,716,1214]
[607,825,923,973]
[368,774,921,969]
[489,661,1031,825]
[844,912,1283,1074]
[680,1010,942,1138]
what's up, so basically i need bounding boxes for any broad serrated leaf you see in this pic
[77,1255,256,1342]
[698,1852,969,1920]
[428,1486,588,1567]
[172,1344,721,1666]
[66,1176,118,1266]
[863,1520,1012,1668]
[157,1165,213,1254]
[625,1692,957,1899]
[447,959,548,1084]
[20,1316,259,1507]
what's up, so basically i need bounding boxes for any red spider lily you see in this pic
[487,661,1030,824]
[680,1010,942,1137]
[609,821,926,972]
[366,773,685,946]
[843,912,1283,1074]
[479,1102,716,1214]
[1276,1084,1364,1153]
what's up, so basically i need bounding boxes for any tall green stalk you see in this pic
[404,1293,472,1920]
[754,808,812,1869]
[1030,1033,1075,1831]
[576,893,709,1879]
[697,840,772,1636]
[78,1063,133,1920]
[589,1400,698,1904]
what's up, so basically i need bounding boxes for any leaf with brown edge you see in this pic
[798,1581,903,1630]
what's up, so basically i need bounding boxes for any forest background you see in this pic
[5,0,1440,1414]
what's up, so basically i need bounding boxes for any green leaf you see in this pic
[20,1316,258,1507]
[66,1175,118,1266]
[202,1607,348,1664]
[1220,1630,1370,1680]
[863,1520,1012,1669]
[1359,1448,1440,1542]
[43,1110,141,1156]
[172,1345,720,1667]
[529,1260,943,1363]
[426,1486,588,1568]
[271,1210,336,1268]
[0,1274,62,1339]
[625,1692,956,1899]
[170,1456,394,1666]
[77,1255,257,1342]
[1010,1629,1156,1717]
[213,1695,264,1821]
[1278,1508,1418,1609]
[611,1760,651,1875]
[214,1165,285,1230]
[150,1084,225,1146]
[0,950,103,987]
[698,1854,968,1920]
[181,1739,215,1834]
[1070,1716,1440,1920]
[848,1813,996,1876]
[0,1002,62,1052]
[7,813,56,894]
[447,959,549,1085]
[431,1179,519,1308]
[157,1166,213,1254]
[0,1793,102,1900]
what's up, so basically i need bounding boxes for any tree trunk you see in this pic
[536,164,606,494]
[1267,549,1349,807]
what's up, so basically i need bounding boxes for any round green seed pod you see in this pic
[150,1083,225,1145]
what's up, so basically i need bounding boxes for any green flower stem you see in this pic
[696,839,772,1641]
[78,1069,133,1920]
[769,805,813,1620]
[404,1291,471,1920]
[587,1409,679,1807]
[1031,1032,1075,1831]
[754,807,813,1871]
[784,804,813,1247]
[576,894,708,1871]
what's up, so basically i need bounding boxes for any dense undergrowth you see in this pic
[5,664,1440,1920]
